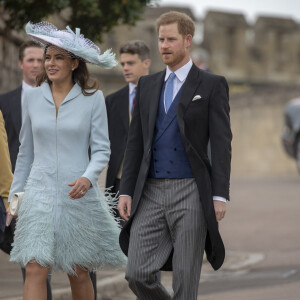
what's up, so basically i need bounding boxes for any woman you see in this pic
[8,22,126,300]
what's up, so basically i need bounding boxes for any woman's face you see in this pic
[44,46,78,84]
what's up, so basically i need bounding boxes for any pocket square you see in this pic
[192,95,202,101]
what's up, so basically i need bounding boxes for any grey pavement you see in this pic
[1,175,300,299]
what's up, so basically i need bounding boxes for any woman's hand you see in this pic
[6,208,17,227]
[68,177,91,199]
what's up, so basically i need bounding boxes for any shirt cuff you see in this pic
[213,196,227,203]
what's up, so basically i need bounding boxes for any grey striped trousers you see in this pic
[126,178,207,300]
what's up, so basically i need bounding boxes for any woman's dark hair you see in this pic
[36,45,99,96]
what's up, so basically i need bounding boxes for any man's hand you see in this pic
[118,196,132,221]
[213,200,226,221]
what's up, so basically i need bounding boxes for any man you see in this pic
[0,40,54,299]
[0,41,43,172]
[118,11,232,300]
[105,40,151,300]
[105,40,151,203]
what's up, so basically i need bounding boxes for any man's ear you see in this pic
[143,59,151,69]
[185,34,193,48]
[18,60,24,71]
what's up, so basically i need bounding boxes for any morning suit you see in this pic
[105,85,130,192]
[0,86,22,172]
[119,64,232,298]
[8,82,126,273]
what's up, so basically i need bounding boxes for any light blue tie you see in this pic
[165,72,176,112]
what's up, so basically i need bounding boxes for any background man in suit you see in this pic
[105,39,151,300]
[105,40,151,209]
[0,40,53,299]
[118,11,232,299]
[0,40,43,172]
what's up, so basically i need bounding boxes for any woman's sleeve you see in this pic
[82,91,111,186]
[8,92,34,202]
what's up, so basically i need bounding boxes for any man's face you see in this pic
[18,47,43,86]
[120,53,150,85]
[158,23,192,71]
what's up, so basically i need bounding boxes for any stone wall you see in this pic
[202,11,300,84]
[230,85,300,177]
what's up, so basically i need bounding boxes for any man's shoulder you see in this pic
[0,86,22,100]
[0,86,22,109]
[196,67,227,84]
[140,71,165,82]
[106,85,129,101]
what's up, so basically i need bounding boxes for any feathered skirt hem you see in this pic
[10,182,127,275]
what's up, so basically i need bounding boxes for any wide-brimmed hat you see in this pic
[25,21,117,69]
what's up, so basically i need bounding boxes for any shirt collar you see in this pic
[164,59,193,82]
[129,82,137,95]
[22,80,34,92]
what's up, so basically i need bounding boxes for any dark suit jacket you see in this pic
[119,64,232,271]
[105,85,130,189]
[0,86,22,172]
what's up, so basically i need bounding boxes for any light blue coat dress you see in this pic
[8,82,126,274]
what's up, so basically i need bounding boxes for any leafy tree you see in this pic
[1,0,154,42]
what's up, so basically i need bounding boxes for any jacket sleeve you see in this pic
[119,81,144,197]
[8,92,34,202]
[82,91,111,186]
[0,111,13,208]
[209,76,232,200]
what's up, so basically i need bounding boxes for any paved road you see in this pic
[1,175,300,299]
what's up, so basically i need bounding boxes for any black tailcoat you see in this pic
[119,65,232,271]
[105,86,130,189]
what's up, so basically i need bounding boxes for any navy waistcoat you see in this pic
[148,82,193,178]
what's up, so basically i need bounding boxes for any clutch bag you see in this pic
[9,192,24,216]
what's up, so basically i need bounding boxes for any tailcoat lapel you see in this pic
[147,71,165,140]
[177,65,203,131]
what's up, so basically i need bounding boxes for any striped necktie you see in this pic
[131,87,137,115]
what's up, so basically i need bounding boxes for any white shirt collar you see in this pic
[22,80,34,92]
[164,59,193,82]
[129,82,137,95]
